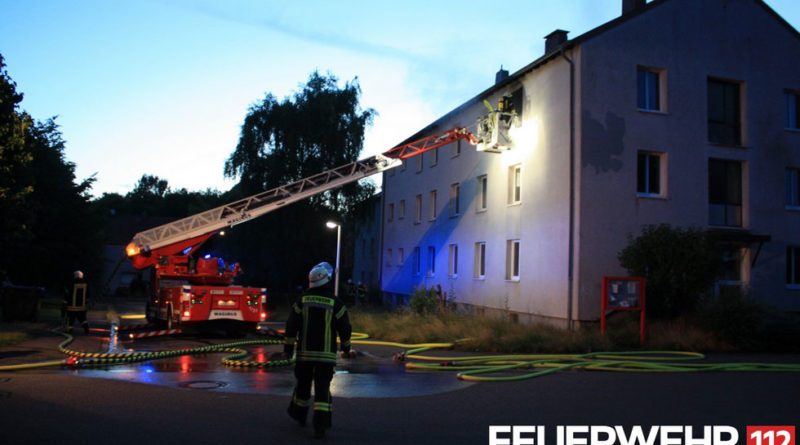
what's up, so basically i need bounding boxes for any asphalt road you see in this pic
[1,299,798,444]
[1,352,799,444]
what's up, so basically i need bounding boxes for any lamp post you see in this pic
[326,221,341,297]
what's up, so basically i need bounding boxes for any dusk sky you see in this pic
[2,0,799,197]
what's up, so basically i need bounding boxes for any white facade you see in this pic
[381,0,800,324]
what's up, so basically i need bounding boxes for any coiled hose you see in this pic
[0,328,293,371]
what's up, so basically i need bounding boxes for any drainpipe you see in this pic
[560,47,575,331]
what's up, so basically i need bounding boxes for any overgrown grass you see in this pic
[349,308,760,353]
[0,331,31,347]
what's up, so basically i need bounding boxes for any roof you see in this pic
[395,0,800,146]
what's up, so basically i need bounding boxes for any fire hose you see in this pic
[1,330,799,380]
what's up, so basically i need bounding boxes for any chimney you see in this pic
[622,0,646,15]
[495,66,509,85]
[544,29,569,54]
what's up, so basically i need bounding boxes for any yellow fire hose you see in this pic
[1,330,799,382]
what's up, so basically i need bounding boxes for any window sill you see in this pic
[636,193,667,200]
[505,278,520,283]
[784,127,800,133]
[786,206,800,211]
[473,277,486,281]
[448,275,458,279]
[707,142,748,150]
[786,284,800,291]
[637,108,668,115]
[707,224,746,230]
[475,208,488,214]
[508,202,522,207]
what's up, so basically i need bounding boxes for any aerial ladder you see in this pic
[125,100,517,331]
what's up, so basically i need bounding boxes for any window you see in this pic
[430,148,438,166]
[386,248,392,267]
[449,183,460,217]
[388,203,394,221]
[708,78,742,146]
[414,194,422,224]
[508,164,522,205]
[416,154,423,173]
[788,246,800,287]
[452,139,461,157]
[709,159,743,227]
[476,175,488,212]
[413,247,420,275]
[398,199,405,219]
[505,240,520,281]
[426,246,435,277]
[718,247,743,283]
[398,248,404,266]
[473,242,486,279]
[428,190,437,220]
[448,244,458,277]
[637,67,663,111]
[787,168,800,208]
[637,151,665,196]
[786,90,800,130]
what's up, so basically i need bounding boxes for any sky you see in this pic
[2,0,799,198]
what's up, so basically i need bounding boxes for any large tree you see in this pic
[0,53,104,288]
[0,54,34,282]
[222,71,375,293]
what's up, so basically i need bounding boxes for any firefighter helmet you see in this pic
[308,262,333,289]
[73,270,84,280]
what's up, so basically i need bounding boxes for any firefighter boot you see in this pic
[287,393,309,426]
[312,405,332,439]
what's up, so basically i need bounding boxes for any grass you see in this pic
[349,308,759,353]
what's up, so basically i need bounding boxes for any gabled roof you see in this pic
[395,0,799,146]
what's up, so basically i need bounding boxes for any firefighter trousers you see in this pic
[287,362,334,429]
[65,310,89,333]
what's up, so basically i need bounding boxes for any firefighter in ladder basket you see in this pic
[284,261,354,439]
[63,270,89,334]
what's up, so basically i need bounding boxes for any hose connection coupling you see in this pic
[392,352,406,362]
[63,357,81,368]
[440,361,457,367]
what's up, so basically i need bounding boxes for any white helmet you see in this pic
[73,270,84,280]
[308,262,333,289]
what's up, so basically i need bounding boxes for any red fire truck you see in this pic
[124,101,515,333]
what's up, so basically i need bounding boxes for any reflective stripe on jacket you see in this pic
[67,282,88,311]
[285,289,352,364]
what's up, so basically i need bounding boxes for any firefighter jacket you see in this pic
[284,285,352,364]
[65,278,89,312]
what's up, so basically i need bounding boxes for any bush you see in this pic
[409,286,438,314]
[618,224,721,319]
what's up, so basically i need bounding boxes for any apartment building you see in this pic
[380,0,800,326]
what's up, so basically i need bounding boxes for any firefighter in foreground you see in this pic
[63,270,89,334]
[284,262,353,439]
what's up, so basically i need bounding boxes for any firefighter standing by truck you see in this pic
[284,262,353,439]
[63,270,89,334]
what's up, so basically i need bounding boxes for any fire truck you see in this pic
[124,100,516,333]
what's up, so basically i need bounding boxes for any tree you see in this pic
[618,224,722,319]
[0,52,104,288]
[0,53,34,281]
[222,71,376,291]
[224,70,376,213]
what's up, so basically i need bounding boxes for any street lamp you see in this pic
[325,221,341,297]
